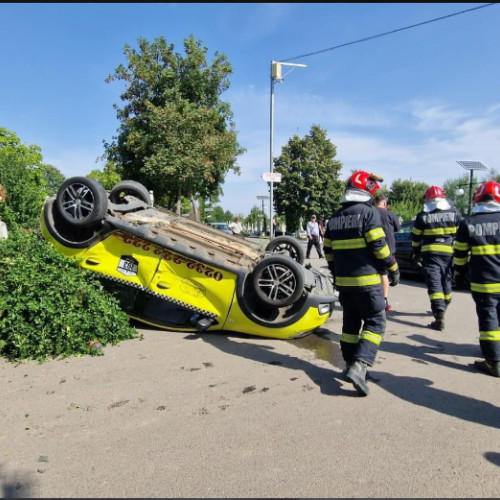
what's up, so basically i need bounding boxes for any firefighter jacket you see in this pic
[323,201,398,292]
[411,207,462,258]
[454,211,500,293]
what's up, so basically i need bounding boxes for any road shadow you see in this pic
[192,332,358,397]
[484,452,500,467]
[385,309,432,329]
[371,371,500,430]
[0,464,33,498]
[325,321,480,374]
[379,332,481,374]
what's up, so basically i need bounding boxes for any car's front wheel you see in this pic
[252,255,305,308]
[55,177,108,228]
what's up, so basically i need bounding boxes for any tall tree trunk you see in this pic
[190,195,199,221]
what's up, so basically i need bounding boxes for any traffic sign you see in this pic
[261,172,282,182]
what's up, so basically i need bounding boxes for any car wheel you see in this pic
[55,177,108,228]
[109,180,151,205]
[265,235,305,264]
[252,254,305,308]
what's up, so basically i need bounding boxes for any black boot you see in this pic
[429,309,445,331]
[474,360,500,377]
[345,360,369,396]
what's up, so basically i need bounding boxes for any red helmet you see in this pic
[473,180,500,204]
[423,185,446,201]
[347,171,383,196]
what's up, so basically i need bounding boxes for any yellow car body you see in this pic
[41,177,335,339]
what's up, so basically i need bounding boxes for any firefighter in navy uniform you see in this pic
[411,186,462,331]
[454,180,500,377]
[323,171,400,396]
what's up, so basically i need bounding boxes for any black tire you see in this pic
[252,254,305,308]
[55,177,108,228]
[109,180,151,205]
[265,235,305,264]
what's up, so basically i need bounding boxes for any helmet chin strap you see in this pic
[341,188,372,204]
[472,201,500,213]
[423,198,451,212]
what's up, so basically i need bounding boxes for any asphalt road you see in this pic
[1,258,499,498]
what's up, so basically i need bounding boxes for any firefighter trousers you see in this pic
[472,292,500,362]
[338,286,386,367]
[422,253,453,314]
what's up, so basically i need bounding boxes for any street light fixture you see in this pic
[269,60,307,240]
[456,160,489,215]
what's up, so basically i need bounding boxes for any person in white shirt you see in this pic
[229,217,243,235]
[306,214,323,258]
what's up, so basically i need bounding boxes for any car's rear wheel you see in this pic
[265,235,305,264]
[55,177,108,228]
[252,255,305,308]
[109,180,151,205]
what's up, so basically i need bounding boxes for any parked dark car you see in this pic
[394,220,471,289]
[394,221,424,276]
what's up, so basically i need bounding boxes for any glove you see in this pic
[388,269,400,287]
[412,253,423,269]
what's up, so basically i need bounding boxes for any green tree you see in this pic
[273,125,343,232]
[0,127,64,229]
[88,160,122,190]
[103,35,245,219]
[388,178,429,223]
[246,205,265,234]
[209,206,227,222]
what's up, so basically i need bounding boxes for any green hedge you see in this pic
[0,229,137,361]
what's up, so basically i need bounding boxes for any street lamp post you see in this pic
[456,161,489,215]
[257,195,269,234]
[269,60,306,240]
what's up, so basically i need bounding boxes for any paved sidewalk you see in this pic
[1,270,499,498]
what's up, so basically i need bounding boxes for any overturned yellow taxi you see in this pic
[41,177,335,339]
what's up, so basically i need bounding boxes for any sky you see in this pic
[2,3,500,216]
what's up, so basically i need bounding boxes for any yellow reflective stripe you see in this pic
[388,262,399,272]
[332,238,366,250]
[423,227,457,235]
[454,257,469,266]
[479,330,500,341]
[373,245,390,259]
[336,274,381,286]
[323,237,333,249]
[412,241,422,248]
[471,282,500,293]
[429,292,445,300]
[454,241,469,251]
[365,227,385,242]
[444,293,452,301]
[340,333,359,344]
[360,330,383,346]
[471,245,500,255]
[412,227,423,236]
[422,244,453,254]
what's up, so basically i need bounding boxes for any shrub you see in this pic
[0,229,137,361]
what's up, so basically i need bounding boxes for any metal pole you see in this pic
[468,169,474,216]
[269,67,275,241]
[261,199,265,233]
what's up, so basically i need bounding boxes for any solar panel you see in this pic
[456,160,488,171]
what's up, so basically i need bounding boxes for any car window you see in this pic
[394,222,413,241]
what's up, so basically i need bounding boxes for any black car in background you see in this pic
[394,221,471,289]
[394,221,424,276]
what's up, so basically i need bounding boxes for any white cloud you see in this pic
[220,91,500,214]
